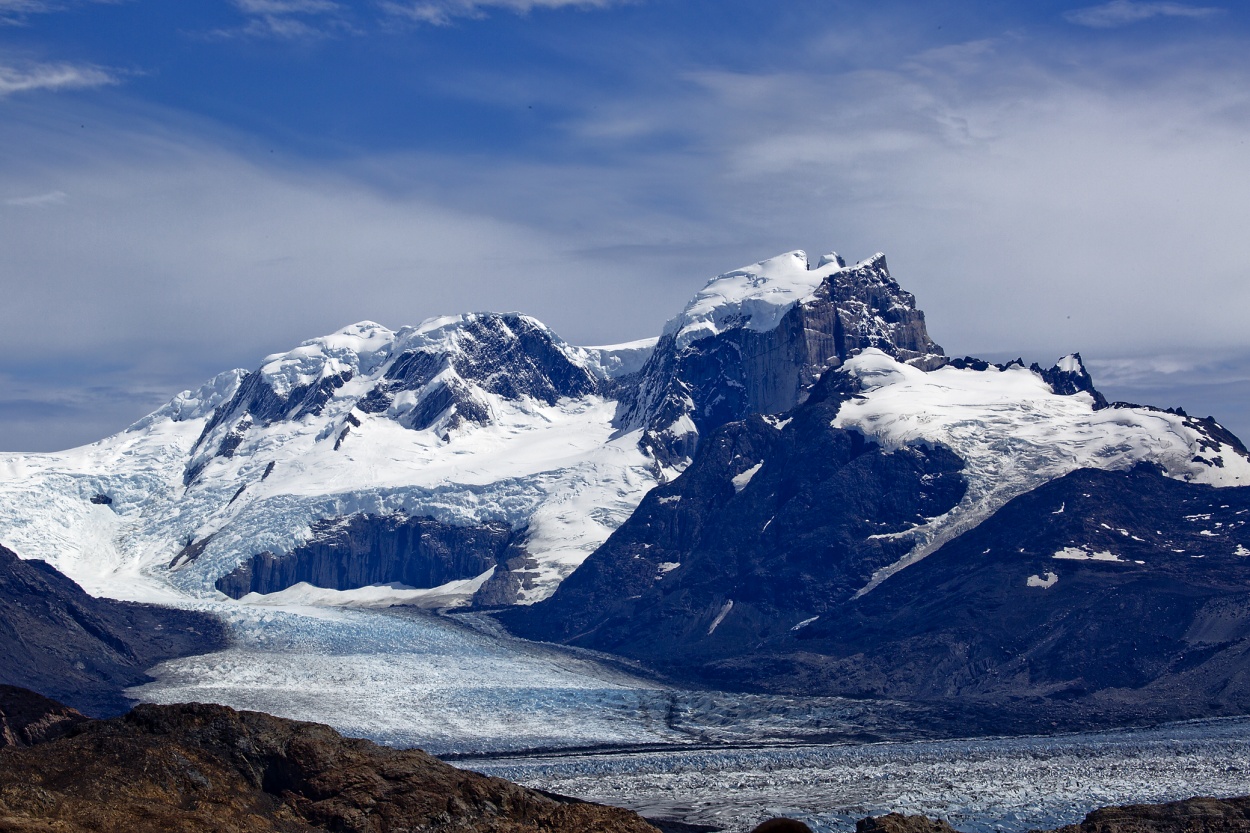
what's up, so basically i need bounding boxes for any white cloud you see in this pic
[214,0,352,39]
[0,108,679,448]
[0,0,121,24]
[234,0,341,12]
[4,20,1250,447]
[0,61,116,96]
[542,34,1250,363]
[1064,1,1222,28]
[4,189,65,206]
[380,0,621,26]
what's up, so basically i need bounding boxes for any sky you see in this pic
[1,0,1249,451]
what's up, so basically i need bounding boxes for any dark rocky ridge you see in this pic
[0,689,659,833]
[618,253,944,468]
[775,462,1250,717]
[859,798,1250,833]
[0,685,88,748]
[504,367,969,665]
[1031,353,1109,409]
[216,513,525,600]
[508,354,1250,726]
[0,544,227,716]
[368,313,603,433]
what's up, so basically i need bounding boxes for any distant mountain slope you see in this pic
[0,245,1244,631]
[0,315,660,607]
[0,248,947,608]
[0,545,225,716]
[507,351,1250,721]
[618,250,943,468]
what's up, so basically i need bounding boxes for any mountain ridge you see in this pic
[0,246,1244,631]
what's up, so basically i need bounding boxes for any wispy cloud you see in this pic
[0,0,122,26]
[0,61,116,96]
[1064,1,1222,28]
[4,189,66,206]
[380,0,621,27]
[213,0,354,39]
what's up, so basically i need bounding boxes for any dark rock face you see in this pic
[0,693,660,833]
[505,367,968,669]
[367,314,602,433]
[0,545,227,716]
[215,513,524,599]
[619,254,944,468]
[0,685,87,748]
[857,814,959,833]
[510,351,1250,724]
[1047,796,1250,833]
[778,463,1250,715]
[1031,353,1109,409]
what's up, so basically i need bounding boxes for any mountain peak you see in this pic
[1031,352,1108,409]
[663,248,857,351]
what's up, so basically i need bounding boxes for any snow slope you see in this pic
[1,248,1247,613]
[0,316,657,604]
[663,249,852,350]
[832,349,1250,595]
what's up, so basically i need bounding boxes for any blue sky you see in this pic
[2,0,1249,450]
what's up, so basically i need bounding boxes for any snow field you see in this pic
[665,250,855,350]
[833,350,1250,596]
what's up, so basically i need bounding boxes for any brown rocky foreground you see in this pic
[0,687,658,833]
[854,800,1250,833]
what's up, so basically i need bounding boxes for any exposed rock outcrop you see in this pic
[216,513,524,599]
[857,814,959,833]
[0,690,660,833]
[619,251,943,469]
[1046,796,1250,833]
[0,685,87,748]
[858,797,1250,833]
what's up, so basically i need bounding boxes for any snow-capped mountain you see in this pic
[508,351,1250,715]
[0,314,658,605]
[0,246,1246,622]
[618,250,943,468]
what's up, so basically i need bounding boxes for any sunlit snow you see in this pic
[664,250,857,350]
[833,350,1250,596]
[0,320,659,604]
